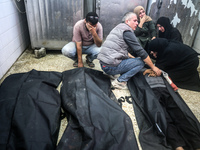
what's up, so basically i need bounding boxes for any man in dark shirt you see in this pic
[97,12,161,89]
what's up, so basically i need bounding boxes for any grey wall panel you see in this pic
[84,0,96,16]
[149,0,200,47]
[25,0,83,50]
[25,0,148,49]
[97,0,148,39]
[193,26,200,53]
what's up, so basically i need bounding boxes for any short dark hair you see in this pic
[86,12,99,25]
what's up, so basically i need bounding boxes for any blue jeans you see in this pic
[101,58,144,82]
[61,42,101,62]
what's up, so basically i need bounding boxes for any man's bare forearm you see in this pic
[76,42,84,67]
[92,32,102,47]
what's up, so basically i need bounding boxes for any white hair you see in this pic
[122,12,137,23]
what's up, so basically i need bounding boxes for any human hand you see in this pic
[78,62,84,68]
[140,14,146,23]
[143,69,157,77]
[151,36,156,40]
[152,66,162,76]
[87,23,97,35]
[128,53,135,58]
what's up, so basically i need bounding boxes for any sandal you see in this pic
[86,56,95,68]
[86,59,95,68]
[73,60,78,67]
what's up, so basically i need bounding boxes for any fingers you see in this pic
[151,37,156,40]
[143,69,151,75]
[78,62,84,68]
[148,73,157,77]
[148,71,157,77]
[88,24,96,30]
[156,69,162,76]
[151,67,162,76]
[143,69,157,77]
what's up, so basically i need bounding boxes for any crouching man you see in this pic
[97,12,161,89]
[62,12,103,68]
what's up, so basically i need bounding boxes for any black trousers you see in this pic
[152,87,200,149]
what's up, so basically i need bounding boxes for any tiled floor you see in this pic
[1,49,200,149]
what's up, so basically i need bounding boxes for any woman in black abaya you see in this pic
[148,38,200,91]
[156,17,183,43]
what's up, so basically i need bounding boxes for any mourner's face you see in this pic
[139,9,145,18]
[86,21,97,29]
[150,51,157,58]
[126,15,138,30]
[157,24,165,32]
[85,19,97,31]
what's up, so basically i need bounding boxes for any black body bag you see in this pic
[128,72,200,150]
[0,69,62,150]
[57,67,139,150]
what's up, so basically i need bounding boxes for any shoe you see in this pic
[86,56,95,68]
[73,60,78,67]
[109,74,120,80]
[111,79,128,90]
[103,73,120,80]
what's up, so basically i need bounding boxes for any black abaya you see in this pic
[148,38,200,91]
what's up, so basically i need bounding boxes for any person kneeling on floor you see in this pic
[97,12,161,90]
[61,12,103,68]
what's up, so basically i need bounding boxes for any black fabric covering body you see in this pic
[0,69,62,150]
[57,68,139,150]
[1,68,199,150]
[128,72,200,150]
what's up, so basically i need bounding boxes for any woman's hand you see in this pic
[138,15,146,28]
[140,14,146,24]
[151,36,156,40]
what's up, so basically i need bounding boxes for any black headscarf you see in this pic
[157,17,172,39]
[148,38,169,53]
[148,38,197,68]
[156,17,183,43]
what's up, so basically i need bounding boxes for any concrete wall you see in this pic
[193,25,200,54]
[0,0,30,79]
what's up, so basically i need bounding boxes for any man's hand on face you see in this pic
[86,22,97,35]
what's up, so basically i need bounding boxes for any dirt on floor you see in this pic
[0,49,200,149]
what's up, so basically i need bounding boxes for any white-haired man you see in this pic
[97,12,161,89]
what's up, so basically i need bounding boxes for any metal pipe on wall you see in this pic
[84,0,96,17]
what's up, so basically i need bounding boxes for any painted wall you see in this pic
[0,0,30,79]
[193,26,200,53]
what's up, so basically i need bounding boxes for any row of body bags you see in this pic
[0,68,200,150]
